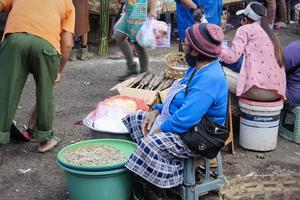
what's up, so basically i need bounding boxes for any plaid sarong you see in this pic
[122,111,194,188]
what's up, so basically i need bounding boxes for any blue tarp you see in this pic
[176,0,222,40]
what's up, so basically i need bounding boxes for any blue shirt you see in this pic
[176,0,222,40]
[284,40,300,106]
[153,60,228,134]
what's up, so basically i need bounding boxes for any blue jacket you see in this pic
[176,0,222,40]
[153,60,228,134]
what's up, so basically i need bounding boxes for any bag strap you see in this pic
[286,62,300,76]
[184,68,198,97]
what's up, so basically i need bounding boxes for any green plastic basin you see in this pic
[57,139,136,171]
[57,161,133,200]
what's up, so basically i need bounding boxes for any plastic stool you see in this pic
[181,152,225,200]
[279,105,300,144]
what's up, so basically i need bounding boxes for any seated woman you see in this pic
[283,40,300,106]
[122,23,228,199]
[219,2,286,102]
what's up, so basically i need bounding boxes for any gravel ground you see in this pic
[0,28,299,200]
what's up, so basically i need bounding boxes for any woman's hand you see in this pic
[142,110,159,136]
[149,10,157,19]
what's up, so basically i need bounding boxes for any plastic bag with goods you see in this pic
[136,18,156,49]
[153,20,170,48]
[83,96,149,133]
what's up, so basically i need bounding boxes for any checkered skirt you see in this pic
[122,111,194,188]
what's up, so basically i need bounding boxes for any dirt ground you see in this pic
[0,28,300,200]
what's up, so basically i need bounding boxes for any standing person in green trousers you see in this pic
[0,0,75,164]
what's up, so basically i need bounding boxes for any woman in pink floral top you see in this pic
[220,2,286,102]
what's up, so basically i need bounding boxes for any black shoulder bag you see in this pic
[180,69,229,159]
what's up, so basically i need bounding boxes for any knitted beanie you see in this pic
[185,23,224,58]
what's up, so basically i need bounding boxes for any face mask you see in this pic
[185,52,198,67]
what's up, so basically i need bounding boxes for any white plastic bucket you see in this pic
[239,98,283,151]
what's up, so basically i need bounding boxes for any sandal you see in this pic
[10,123,30,142]
[38,136,62,153]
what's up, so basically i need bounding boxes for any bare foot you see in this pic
[38,137,61,153]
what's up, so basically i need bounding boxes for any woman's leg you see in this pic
[122,111,148,143]
[114,30,138,80]
[125,132,193,188]
[266,0,276,25]
[79,33,93,60]
[80,33,88,46]
[133,42,149,73]
[277,0,287,23]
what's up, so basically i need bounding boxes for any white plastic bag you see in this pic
[153,21,171,48]
[83,105,129,133]
[136,18,156,49]
[83,96,149,133]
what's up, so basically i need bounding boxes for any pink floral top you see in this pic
[220,22,286,99]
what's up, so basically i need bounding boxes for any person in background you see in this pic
[109,0,139,60]
[114,0,157,81]
[0,0,75,164]
[283,40,300,106]
[219,2,286,102]
[69,0,93,61]
[175,0,222,51]
[266,0,287,28]
[122,23,228,199]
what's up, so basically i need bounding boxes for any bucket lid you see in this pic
[57,139,136,172]
[239,98,283,107]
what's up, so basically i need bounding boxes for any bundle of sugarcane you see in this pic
[156,78,175,91]
[145,73,165,90]
[136,73,154,89]
[98,0,110,56]
[129,72,149,88]
[128,72,175,91]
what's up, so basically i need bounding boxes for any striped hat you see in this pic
[185,23,224,58]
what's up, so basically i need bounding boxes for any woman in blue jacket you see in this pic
[122,23,228,199]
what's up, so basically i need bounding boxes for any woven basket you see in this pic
[220,173,300,200]
[164,52,188,79]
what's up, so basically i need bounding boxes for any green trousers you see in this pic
[0,33,60,144]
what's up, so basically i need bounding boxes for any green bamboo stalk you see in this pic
[98,0,110,56]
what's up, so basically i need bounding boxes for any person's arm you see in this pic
[55,31,73,83]
[152,104,163,114]
[161,88,214,133]
[149,0,157,18]
[0,2,4,12]
[0,0,12,13]
[55,0,75,83]
[219,27,248,64]
[179,0,197,11]
[59,32,73,72]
